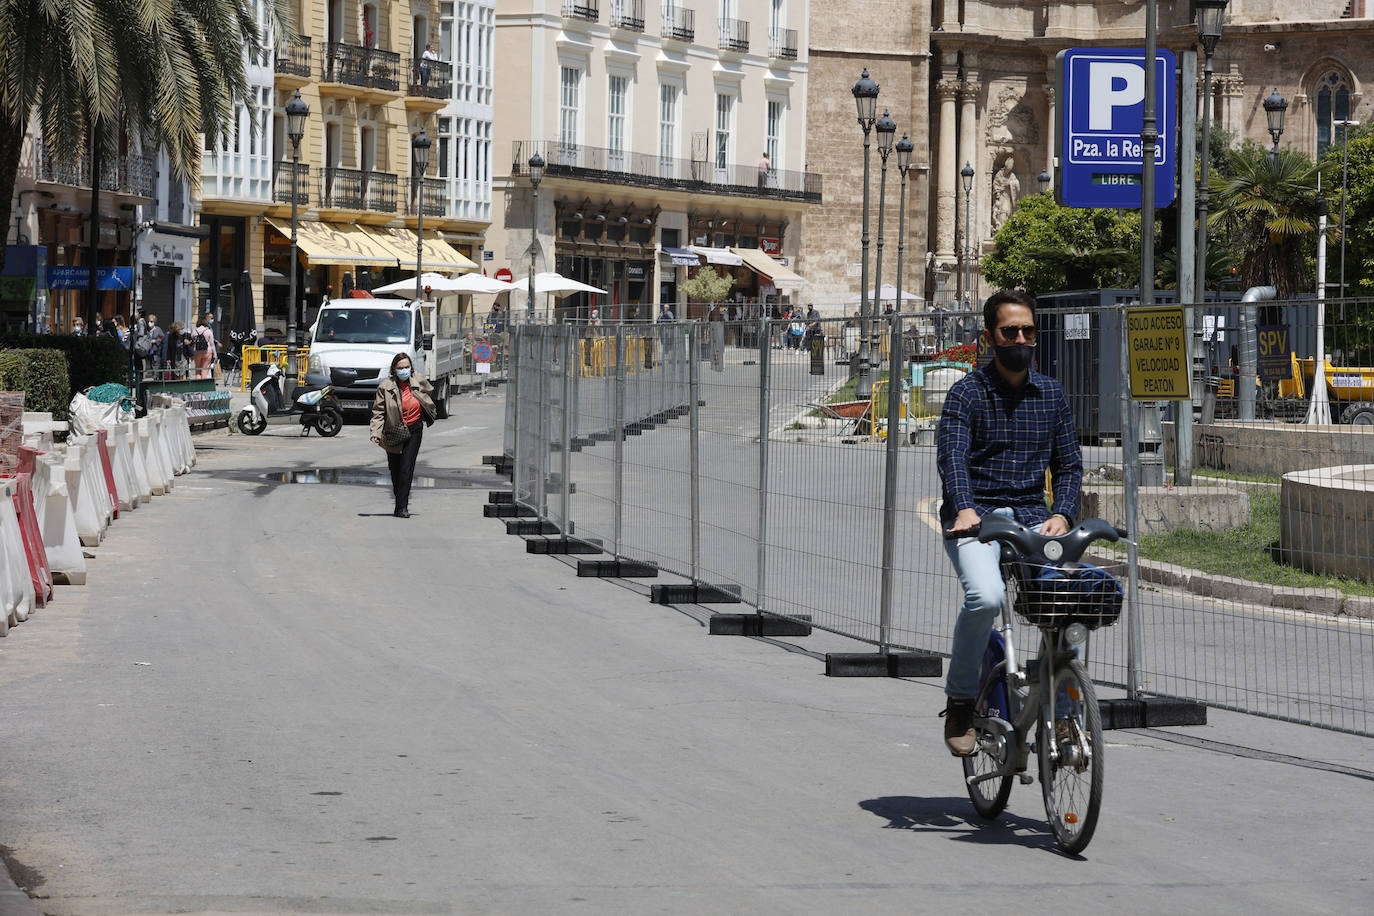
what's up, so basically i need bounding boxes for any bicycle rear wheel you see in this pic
[1038,660,1103,854]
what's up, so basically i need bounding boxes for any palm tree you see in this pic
[0,0,292,271]
[1209,147,1328,297]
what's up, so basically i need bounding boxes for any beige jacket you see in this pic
[370,373,437,454]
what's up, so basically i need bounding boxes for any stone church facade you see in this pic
[799,1,1374,313]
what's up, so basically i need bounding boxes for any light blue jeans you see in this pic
[943,507,1014,700]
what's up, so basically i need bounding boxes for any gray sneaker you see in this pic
[942,698,977,756]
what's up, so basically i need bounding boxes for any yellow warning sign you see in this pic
[1126,306,1190,400]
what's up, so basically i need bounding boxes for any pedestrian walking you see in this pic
[162,321,192,379]
[370,353,436,518]
[191,313,218,379]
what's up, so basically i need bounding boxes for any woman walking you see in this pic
[191,313,217,379]
[370,353,435,518]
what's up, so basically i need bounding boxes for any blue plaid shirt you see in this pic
[937,364,1082,526]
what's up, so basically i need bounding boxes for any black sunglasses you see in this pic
[995,325,1038,343]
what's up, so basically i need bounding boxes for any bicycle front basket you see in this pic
[1015,560,1124,630]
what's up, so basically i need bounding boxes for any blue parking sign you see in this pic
[1056,48,1176,209]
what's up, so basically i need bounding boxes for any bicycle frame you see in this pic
[966,580,1082,789]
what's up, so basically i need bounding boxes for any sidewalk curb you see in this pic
[1087,551,1372,618]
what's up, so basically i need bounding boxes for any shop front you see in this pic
[554,199,657,321]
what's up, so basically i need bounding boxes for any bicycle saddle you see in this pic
[972,513,1126,564]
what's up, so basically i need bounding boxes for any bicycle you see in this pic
[946,513,1127,854]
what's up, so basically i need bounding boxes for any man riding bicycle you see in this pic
[936,290,1083,756]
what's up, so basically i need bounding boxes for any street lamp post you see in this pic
[852,69,879,398]
[284,90,309,391]
[1194,0,1227,302]
[1038,169,1051,195]
[1335,119,1360,301]
[411,128,431,303]
[960,162,974,311]
[893,134,914,317]
[1264,88,1288,164]
[527,152,545,324]
[871,110,897,318]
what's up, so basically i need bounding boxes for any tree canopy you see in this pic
[980,192,1143,294]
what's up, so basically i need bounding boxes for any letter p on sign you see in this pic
[1088,61,1144,130]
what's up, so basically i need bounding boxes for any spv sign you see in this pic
[1056,48,1176,209]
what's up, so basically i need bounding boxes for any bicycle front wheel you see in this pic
[1038,660,1104,854]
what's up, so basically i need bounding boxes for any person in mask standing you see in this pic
[934,289,1082,756]
[369,353,436,518]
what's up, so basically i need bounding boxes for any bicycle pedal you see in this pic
[1018,774,1034,785]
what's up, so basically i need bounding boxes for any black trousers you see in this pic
[386,420,425,510]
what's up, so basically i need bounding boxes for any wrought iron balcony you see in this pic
[511,140,821,204]
[769,28,797,60]
[35,146,156,199]
[610,0,644,30]
[272,161,310,206]
[407,57,452,100]
[321,42,402,93]
[321,166,398,213]
[662,5,694,42]
[276,35,311,78]
[719,17,749,52]
[562,0,599,22]
[407,177,448,218]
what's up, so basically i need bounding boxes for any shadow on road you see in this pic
[858,795,1057,850]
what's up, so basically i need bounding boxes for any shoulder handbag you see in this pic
[383,422,411,447]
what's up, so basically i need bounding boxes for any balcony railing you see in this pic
[610,0,644,30]
[321,42,402,92]
[562,0,599,22]
[35,147,156,199]
[276,35,312,78]
[769,28,797,60]
[272,161,310,206]
[662,5,694,41]
[321,166,398,213]
[719,17,749,52]
[407,57,452,100]
[407,176,448,218]
[511,140,821,204]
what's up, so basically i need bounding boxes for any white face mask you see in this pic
[396,367,412,381]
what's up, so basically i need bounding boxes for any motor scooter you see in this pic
[236,362,351,437]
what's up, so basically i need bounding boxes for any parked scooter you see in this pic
[236,362,351,437]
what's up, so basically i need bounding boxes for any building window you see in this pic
[438,116,451,179]
[1316,70,1352,159]
[659,83,679,177]
[608,76,628,168]
[766,100,782,170]
[715,93,733,172]
[560,66,582,152]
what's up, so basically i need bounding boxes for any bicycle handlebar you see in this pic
[943,514,1127,563]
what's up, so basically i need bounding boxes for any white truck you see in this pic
[306,297,463,417]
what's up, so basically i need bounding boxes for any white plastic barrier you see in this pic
[66,441,105,548]
[22,411,67,452]
[150,410,179,485]
[136,418,168,496]
[165,403,194,472]
[0,479,37,632]
[109,422,141,508]
[126,420,153,503]
[72,434,113,533]
[35,452,86,586]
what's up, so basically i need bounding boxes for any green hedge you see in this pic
[0,348,72,419]
[0,334,130,415]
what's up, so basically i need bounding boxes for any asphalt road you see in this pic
[0,391,1371,914]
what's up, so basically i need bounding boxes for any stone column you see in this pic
[1221,64,1245,138]
[958,72,982,295]
[934,76,960,266]
[1044,85,1056,187]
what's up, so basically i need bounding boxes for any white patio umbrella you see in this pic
[509,271,608,296]
[371,272,461,295]
[867,283,922,302]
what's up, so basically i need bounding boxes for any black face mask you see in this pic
[995,343,1035,373]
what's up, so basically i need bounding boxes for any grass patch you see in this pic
[1128,489,1374,597]
[1176,467,1283,486]
[825,369,890,405]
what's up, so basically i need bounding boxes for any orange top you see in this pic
[399,382,422,426]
